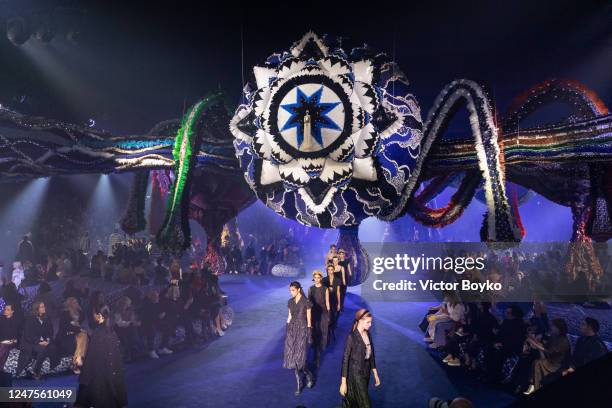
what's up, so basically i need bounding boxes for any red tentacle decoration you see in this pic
[408,170,481,227]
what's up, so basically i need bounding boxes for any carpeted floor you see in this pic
[19,275,516,408]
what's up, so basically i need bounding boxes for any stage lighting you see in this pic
[6,17,30,46]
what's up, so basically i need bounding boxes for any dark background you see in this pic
[0,0,610,135]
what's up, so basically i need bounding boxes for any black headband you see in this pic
[355,309,370,322]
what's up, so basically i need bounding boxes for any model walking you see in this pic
[332,256,347,311]
[75,305,128,408]
[325,244,337,268]
[283,281,314,395]
[308,270,330,367]
[339,309,381,408]
[326,264,342,343]
[338,248,352,304]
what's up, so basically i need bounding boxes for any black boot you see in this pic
[294,369,303,396]
[304,368,314,389]
[315,350,321,369]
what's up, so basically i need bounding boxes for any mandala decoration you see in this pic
[230,32,423,229]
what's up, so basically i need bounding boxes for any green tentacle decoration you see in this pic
[156,93,223,252]
[120,170,150,235]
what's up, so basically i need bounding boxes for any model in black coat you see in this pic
[76,306,127,408]
[340,309,380,408]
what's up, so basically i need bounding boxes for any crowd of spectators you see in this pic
[222,234,305,276]
[422,297,609,396]
[0,235,229,381]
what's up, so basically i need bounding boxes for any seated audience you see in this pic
[140,289,174,359]
[563,317,608,375]
[444,302,498,368]
[524,318,571,394]
[112,296,141,362]
[32,281,58,321]
[0,304,23,370]
[55,297,88,374]
[16,301,60,379]
[426,294,466,348]
[485,305,526,382]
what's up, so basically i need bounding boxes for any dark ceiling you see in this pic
[0,0,610,135]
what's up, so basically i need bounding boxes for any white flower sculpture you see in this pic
[230,31,413,215]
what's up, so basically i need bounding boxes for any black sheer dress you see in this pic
[308,285,330,352]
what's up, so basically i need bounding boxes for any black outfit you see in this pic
[0,315,23,369]
[326,276,341,340]
[283,295,313,394]
[572,334,608,369]
[485,318,526,382]
[113,308,140,361]
[464,310,499,360]
[76,324,127,408]
[16,315,59,376]
[0,315,22,342]
[55,310,84,357]
[139,298,172,351]
[162,296,196,342]
[339,258,351,296]
[342,330,376,408]
[308,285,330,359]
[334,268,346,311]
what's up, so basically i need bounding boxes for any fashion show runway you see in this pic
[18,275,515,408]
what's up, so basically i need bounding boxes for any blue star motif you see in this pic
[280,86,341,148]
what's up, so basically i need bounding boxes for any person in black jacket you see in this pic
[484,305,526,382]
[340,309,381,408]
[565,317,608,374]
[75,304,128,408]
[16,301,59,379]
[0,304,23,370]
[139,288,173,359]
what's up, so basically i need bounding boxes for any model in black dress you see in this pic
[338,247,352,284]
[326,264,342,343]
[76,305,128,408]
[308,271,330,367]
[340,309,381,408]
[283,281,314,395]
[331,256,347,311]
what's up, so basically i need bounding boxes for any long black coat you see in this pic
[342,330,377,408]
[76,325,127,408]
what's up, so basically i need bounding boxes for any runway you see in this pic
[19,275,515,407]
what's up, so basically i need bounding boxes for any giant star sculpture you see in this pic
[280,86,341,149]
